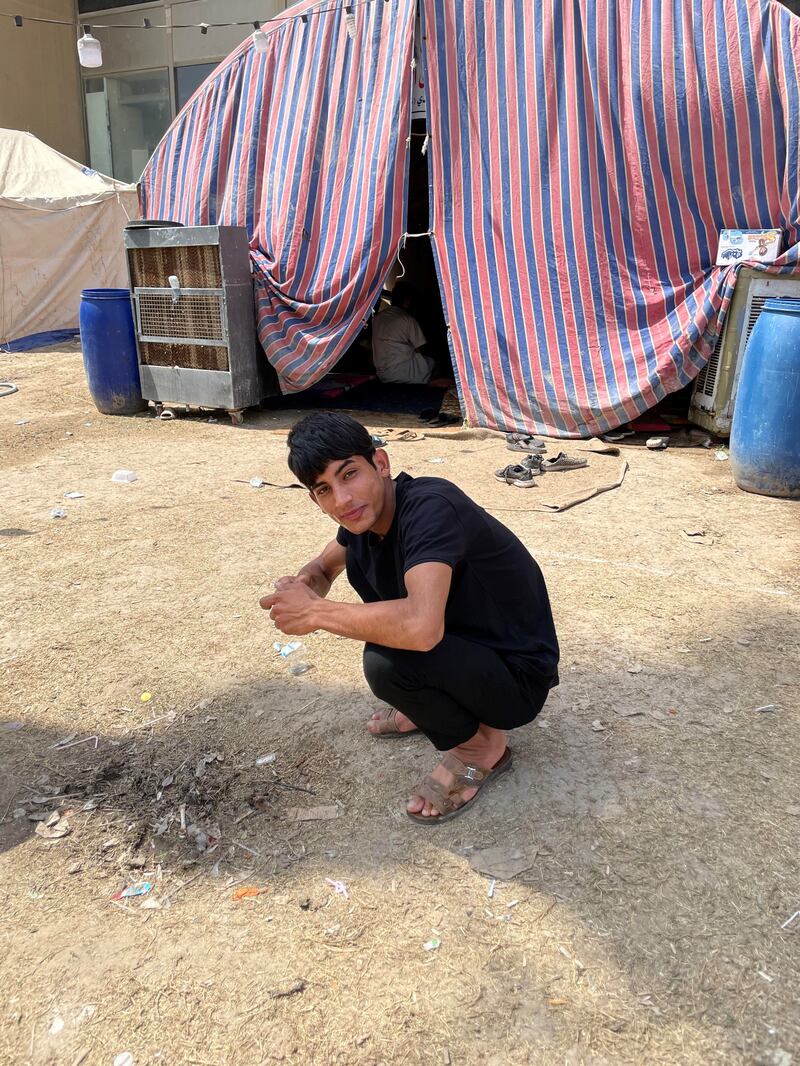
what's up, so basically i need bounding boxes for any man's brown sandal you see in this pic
[406,747,513,824]
[368,707,421,739]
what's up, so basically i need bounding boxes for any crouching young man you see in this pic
[260,412,559,824]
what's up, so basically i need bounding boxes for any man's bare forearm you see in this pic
[312,597,442,652]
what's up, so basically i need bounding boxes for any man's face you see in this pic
[308,451,391,534]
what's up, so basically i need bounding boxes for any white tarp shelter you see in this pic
[0,129,139,347]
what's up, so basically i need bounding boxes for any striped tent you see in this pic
[141,0,800,437]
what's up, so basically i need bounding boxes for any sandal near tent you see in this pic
[141,0,800,437]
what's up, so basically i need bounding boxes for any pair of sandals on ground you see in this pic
[495,433,587,487]
[368,706,512,825]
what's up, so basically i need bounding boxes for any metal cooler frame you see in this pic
[124,225,267,423]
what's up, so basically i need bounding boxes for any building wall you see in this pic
[0,1,86,163]
[77,0,289,180]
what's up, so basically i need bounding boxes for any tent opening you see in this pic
[334,115,453,389]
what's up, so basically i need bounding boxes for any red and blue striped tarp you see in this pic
[141,0,800,437]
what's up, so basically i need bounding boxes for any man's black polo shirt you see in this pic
[336,472,559,687]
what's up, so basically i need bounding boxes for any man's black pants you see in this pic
[363,634,552,750]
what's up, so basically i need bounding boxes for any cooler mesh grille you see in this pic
[137,291,225,343]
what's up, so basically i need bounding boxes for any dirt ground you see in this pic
[1,344,798,1066]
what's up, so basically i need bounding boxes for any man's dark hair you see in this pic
[287,412,376,488]
[390,281,413,308]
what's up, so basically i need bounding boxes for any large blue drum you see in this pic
[78,288,147,415]
[730,297,800,499]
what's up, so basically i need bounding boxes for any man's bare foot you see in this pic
[367,707,418,737]
[407,724,507,818]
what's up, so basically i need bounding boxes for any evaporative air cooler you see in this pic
[124,224,272,423]
[690,267,800,436]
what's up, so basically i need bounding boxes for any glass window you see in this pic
[175,63,218,112]
[83,69,171,183]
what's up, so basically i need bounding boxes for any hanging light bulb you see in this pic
[77,26,102,68]
[344,7,356,39]
[252,21,268,53]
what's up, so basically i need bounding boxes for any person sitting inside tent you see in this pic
[371,282,435,385]
[260,412,560,824]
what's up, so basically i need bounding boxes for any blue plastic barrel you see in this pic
[78,288,147,415]
[729,297,800,499]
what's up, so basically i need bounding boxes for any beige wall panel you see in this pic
[0,1,85,162]
[90,4,169,74]
[171,0,287,64]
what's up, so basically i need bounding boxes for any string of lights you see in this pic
[2,0,389,66]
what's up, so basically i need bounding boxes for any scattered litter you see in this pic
[781,910,800,929]
[232,885,264,901]
[102,839,119,851]
[755,704,780,713]
[274,641,311,675]
[737,635,753,646]
[50,508,67,519]
[140,692,152,703]
[249,476,266,488]
[646,436,669,450]
[627,664,643,673]
[186,822,221,852]
[759,1051,793,1066]
[68,862,82,875]
[714,449,729,461]
[195,752,222,779]
[423,937,441,951]
[325,877,349,899]
[757,970,774,983]
[547,998,568,1007]
[113,1054,135,1066]
[111,881,153,901]
[487,878,496,899]
[158,408,176,420]
[286,805,339,822]
[63,491,85,500]
[427,457,445,464]
[140,898,162,910]
[161,774,174,788]
[111,469,138,484]
[613,706,644,718]
[681,528,714,545]
[591,719,605,731]
[1,721,23,731]
[468,845,536,881]
[35,817,71,840]
[256,753,277,766]
[15,419,30,425]
[12,808,26,819]
[268,979,306,999]
[48,1017,65,1036]
[52,734,98,750]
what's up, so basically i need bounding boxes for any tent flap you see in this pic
[141,0,417,393]
[421,0,800,436]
